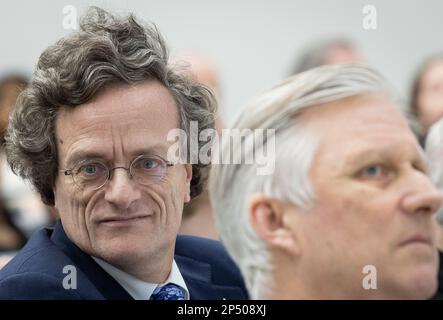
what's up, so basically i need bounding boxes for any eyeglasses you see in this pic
[60,155,174,191]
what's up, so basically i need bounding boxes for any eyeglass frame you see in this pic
[59,154,174,191]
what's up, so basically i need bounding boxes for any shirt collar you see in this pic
[92,257,189,300]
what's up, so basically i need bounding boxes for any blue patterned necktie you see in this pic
[150,283,186,300]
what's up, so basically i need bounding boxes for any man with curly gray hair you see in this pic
[0,7,248,300]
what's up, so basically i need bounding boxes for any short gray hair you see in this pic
[210,64,392,299]
[5,7,216,205]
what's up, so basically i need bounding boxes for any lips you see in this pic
[400,234,434,247]
[99,215,150,224]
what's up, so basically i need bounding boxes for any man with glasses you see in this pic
[0,7,248,300]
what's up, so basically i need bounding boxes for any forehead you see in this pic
[299,94,421,168]
[55,80,179,160]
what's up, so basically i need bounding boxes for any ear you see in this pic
[52,180,58,210]
[183,164,193,203]
[52,174,64,211]
[248,194,301,257]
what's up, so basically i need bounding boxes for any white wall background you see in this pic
[1,0,442,121]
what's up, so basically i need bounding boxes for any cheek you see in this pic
[165,169,189,206]
[55,181,92,240]
[145,178,186,224]
[58,187,89,219]
[419,94,443,119]
[343,192,394,235]
[308,187,396,247]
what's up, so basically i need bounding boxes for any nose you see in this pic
[104,168,141,210]
[401,171,443,216]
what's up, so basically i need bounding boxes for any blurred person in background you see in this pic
[211,64,442,299]
[0,76,53,234]
[0,76,34,268]
[0,201,27,269]
[0,75,53,239]
[176,53,223,240]
[290,37,364,75]
[0,75,28,139]
[410,54,443,144]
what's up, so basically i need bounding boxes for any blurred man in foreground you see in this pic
[211,64,442,299]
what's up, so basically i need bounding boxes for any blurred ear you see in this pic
[52,180,59,210]
[183,164,193,203]
[248,194,301,257]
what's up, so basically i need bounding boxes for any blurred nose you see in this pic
[401,171,443,216]
[104,168,141,210]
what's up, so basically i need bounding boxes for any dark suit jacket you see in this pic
[432,250,443,300]
[0,221,248,300]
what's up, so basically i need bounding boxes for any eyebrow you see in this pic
[64,151,105,169]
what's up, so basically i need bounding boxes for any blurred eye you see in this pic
[362,165,382,177]
[357,164,391,180]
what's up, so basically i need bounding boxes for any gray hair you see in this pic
[5,7,216,205]
[210,64,393,299]
[425,118,443,223]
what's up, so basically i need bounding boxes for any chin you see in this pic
[94,236,152,265]
[409,267,438,299]
[391,265,439,299]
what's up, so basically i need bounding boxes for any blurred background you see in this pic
[1,0,442,119]
[0,0,442,256]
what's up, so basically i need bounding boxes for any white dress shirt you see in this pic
[92,257,189,300]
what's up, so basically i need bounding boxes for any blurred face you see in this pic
[287,94,442,299]
[417,60,443,130]
[53,81,191,280]
[0,80,26,134]
[324,44,363,65]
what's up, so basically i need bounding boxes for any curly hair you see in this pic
[5,7,216,205]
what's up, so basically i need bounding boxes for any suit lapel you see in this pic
[49,221,246,300]
[175,254,246,300]
[50,221,133,300]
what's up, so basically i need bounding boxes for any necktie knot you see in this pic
[150,283,186,300]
